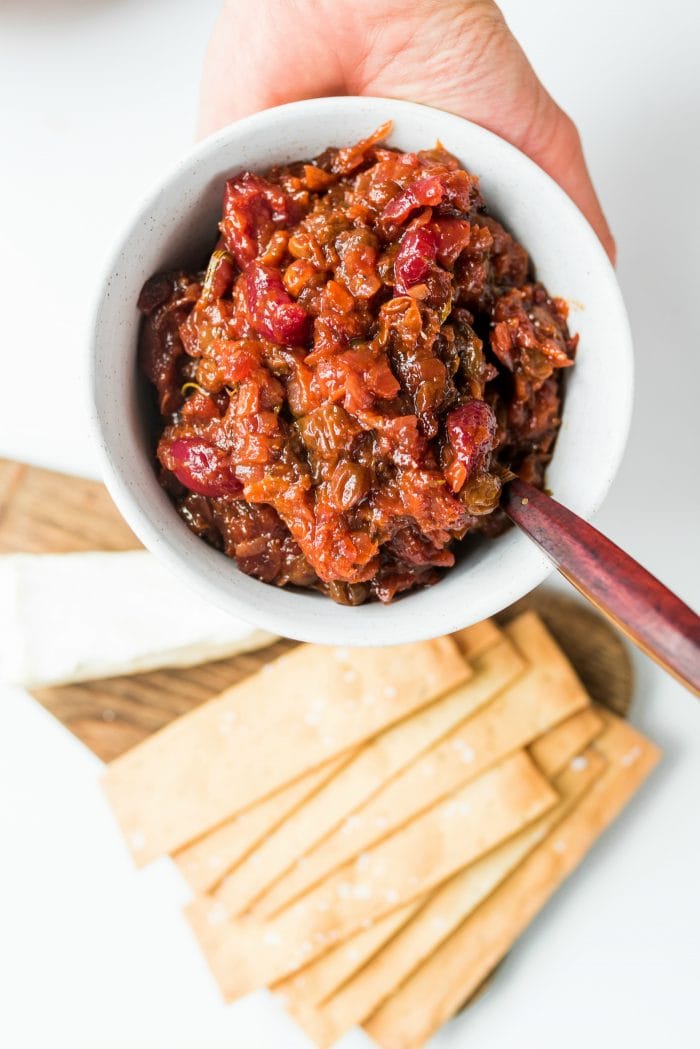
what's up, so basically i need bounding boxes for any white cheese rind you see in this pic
[0,550,276,687]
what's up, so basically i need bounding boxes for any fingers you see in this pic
[520,102,617,264]
[197,0,345,137]
[198,0,615,261]
[349,2,616,261]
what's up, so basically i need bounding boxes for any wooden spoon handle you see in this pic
[502,478,700,696]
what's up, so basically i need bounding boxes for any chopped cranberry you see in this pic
[244,262,310,345]
[431,217,472,266]
[445,401,497,493]
[165,438,242,497]
[381,176,445,226]
[220,173,301,268]
[394,227,438,293]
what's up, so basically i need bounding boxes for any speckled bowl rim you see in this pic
[89,96,633,646]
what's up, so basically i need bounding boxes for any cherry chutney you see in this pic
[138,125,577,605]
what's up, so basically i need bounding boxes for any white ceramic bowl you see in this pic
[90,96,633,646]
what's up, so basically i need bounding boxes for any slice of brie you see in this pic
[0,550,277,688]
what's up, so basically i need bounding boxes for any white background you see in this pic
[1,1,699,1046]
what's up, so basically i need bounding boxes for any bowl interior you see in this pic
[91,97,632,646]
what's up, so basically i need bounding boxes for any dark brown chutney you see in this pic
[138,124,577,605]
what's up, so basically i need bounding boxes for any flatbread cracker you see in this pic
[185,750,556,1000]
[176,631,508,894]
[103,637,468,864]
[173,754,350,893]
[258,613,588,917]
[291,747,604,1047]
[274,902,420,1012]
[364,713,660,1049]
[529,706,604,777]
[451,619,502,660]
[216,635,524,917]
[278,702,608,1029]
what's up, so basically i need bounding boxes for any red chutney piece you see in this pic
[138,124,577,605]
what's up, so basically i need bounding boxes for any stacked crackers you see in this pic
[103,612,659,1048]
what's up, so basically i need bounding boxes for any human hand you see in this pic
[199,0,615,261]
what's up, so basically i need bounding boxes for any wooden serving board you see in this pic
[0,458,632,763]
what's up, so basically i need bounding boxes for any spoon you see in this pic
[501,478,700,696]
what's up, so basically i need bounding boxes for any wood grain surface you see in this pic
[0,458,139,555]
[0,458,632,763]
